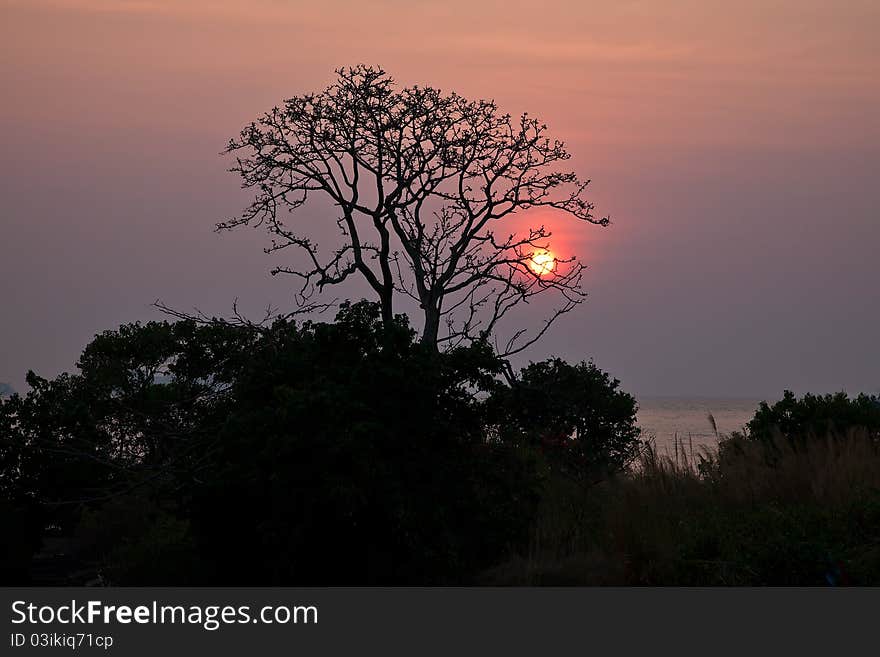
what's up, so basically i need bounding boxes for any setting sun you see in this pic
[528,250,557,276]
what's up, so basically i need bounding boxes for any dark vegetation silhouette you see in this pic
[488,359,641,483]
[747,390,880,441]
[3,313,878,585]
[0,302,640,584]
[488,392,880,585]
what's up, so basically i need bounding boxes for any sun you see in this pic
[527,250,557,276]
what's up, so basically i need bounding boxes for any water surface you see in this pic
[636,397,761,455]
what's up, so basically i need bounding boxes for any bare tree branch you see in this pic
[223,65,609,355]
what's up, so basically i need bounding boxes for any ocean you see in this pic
[636,397,762,455]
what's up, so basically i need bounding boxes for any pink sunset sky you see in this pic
[1,0,878,396]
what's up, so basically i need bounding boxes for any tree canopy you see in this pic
[0,303,642,584]
[223,65,608,355]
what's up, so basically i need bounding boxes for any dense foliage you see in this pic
[488,359,641,481]
[747,390,880,441]
[7,304,876,585]
[0,302,641,584]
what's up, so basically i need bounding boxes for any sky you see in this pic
[1,0,878,398]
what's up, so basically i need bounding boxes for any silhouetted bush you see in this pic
[0,394,44,583]
[748,390,880,441]
[0,302,551,583]
[190,302,542,583]
[11,303,877,585]
[488,359,642,482]
[0,318,249,583]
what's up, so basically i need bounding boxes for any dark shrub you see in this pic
[488,358,642,481]
[748,390,880,441]
[191,302,542,583]
[0,395,44,582]
[0,302,546,584]
[0,320,249,582]
[3,301,659,584]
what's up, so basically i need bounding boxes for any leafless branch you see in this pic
[223,65,609,354]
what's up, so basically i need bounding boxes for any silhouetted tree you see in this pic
[193,302,541,583]
[0,320,253,582]
[489,359,641,481]
[0,304,548,584]
[222,65,608,355]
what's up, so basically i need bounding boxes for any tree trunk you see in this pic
[421,304,441,350]
[379,289,394,329]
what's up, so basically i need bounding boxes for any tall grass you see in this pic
[484,429,880,585]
